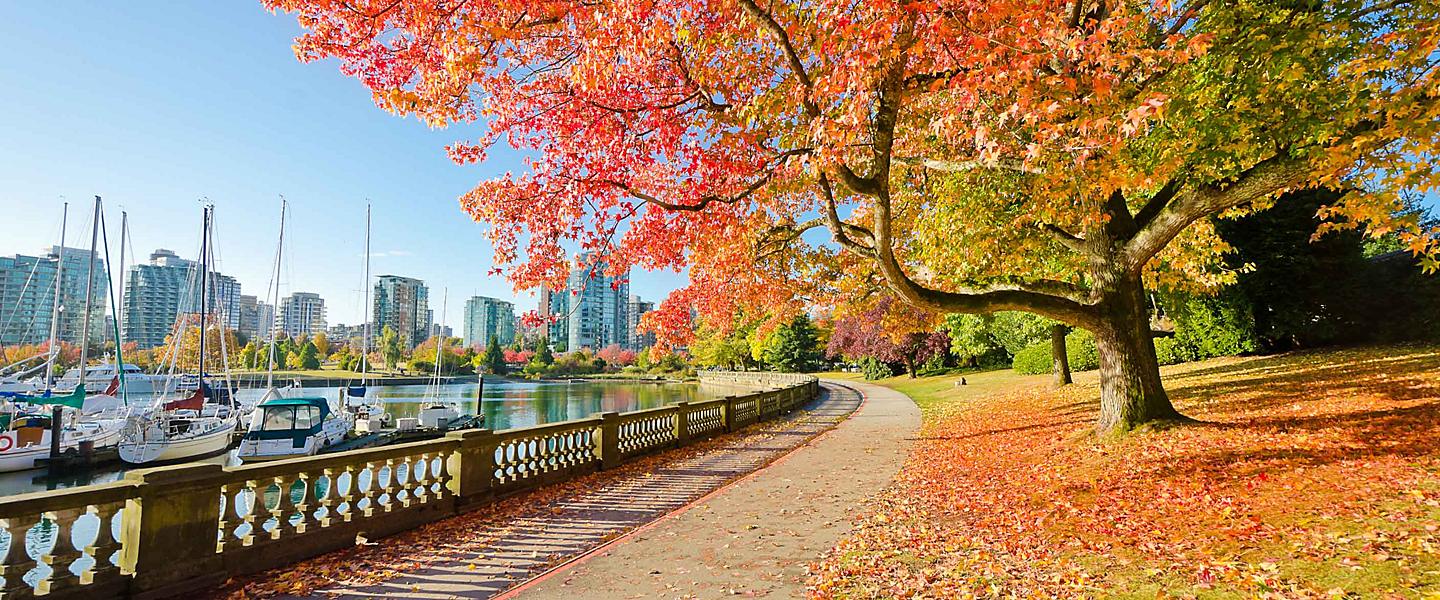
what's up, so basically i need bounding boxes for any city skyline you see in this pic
[0,3,688,328]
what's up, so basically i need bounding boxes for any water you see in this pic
[0,378,709,496]
[0,379,709,579]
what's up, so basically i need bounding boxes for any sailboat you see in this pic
[416,289,466,429]
[0,198,126,473]
[343,203,373,407]
[238,198,353,461]
[256,197,299,404]
[118,204,238,465]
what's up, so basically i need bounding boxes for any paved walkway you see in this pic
[290,380,918,599]
[510,379,920,599]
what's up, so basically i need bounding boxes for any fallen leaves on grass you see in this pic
[808,345,1440,598]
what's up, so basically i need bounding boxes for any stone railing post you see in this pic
[673,402,690,446]
[722,396,738,432]
[121,463,229,597]
[446,429,495,509]
[598,412,621,469]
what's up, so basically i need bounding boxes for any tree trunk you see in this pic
[904,356,917,378]
[1093,276,1184,434]
[1050,324,1072,386]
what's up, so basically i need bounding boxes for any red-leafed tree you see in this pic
[828,296,950,378]
[264,0,1439,433]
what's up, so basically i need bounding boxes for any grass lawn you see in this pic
[229,366,418,380]
[809,345,1440,599]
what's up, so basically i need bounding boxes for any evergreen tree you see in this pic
[483,335,507,375]
[534,337,555,365]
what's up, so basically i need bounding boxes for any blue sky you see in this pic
[0,2,688,327]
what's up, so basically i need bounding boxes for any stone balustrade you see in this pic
[0,372,820,600]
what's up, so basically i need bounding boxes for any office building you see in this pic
[463,296,515,348]
[373,275,431,347]
[0,246,107,346]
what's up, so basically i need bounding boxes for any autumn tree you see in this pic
[828,297,950,378]
[268,0,1440,433]
[378,325,403,372]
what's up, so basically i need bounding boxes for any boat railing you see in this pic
[0,371,822,599]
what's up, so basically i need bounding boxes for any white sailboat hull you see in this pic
[119,417,236,465]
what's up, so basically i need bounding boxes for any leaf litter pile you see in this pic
[808,345,1440,598]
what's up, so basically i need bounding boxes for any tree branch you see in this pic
[893,156,1044,174]
[1119,154,1312,273]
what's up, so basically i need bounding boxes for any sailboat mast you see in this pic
[197,206,211,381]
[44,203,67,392]
[266,197,286,389]
[434,288,446,378]
[117,211,127,347]
[362,203,371,380]
[76,196,101,386]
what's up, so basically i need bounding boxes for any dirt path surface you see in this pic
[508,379,920,599]
[288,380,913,599]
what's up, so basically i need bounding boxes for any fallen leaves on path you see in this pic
[808,345,1440,598]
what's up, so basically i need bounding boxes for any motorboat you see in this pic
[237,396,353,462]
[54,363,174,394]
[0,408,125,473]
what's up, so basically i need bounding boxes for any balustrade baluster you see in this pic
[82,502,123,585]
[37,507,84,594]
[433,448,452,500]
[269,476,298,540]
[382,459,398,511]
[0,515,36,600]
[360,462,379,517]
[216,485,232,553]
[239,480,259,547]
[341,465,360,522]
[318,468,341,527]
[295,472,320,533]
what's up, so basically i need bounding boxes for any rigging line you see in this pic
[98,207,130,404]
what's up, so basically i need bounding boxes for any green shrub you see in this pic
[860,357,893,380]
[1163,290,1257,360]
[1011,329,1098,375]
[1153,336,1190,366]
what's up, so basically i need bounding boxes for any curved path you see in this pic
[507,379,920,599]
[280,380,916,599]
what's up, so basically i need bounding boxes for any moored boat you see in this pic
[237,396,353,462]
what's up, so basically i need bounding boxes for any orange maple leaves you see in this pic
[809,346,1440,597]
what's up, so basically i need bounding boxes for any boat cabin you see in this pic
[244,397,332,446]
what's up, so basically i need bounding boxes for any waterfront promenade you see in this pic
[511,380,920,599]
[214,380,919,599]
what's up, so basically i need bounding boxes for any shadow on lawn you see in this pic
[1140,347,1440,480]
[1165,347,1440,417]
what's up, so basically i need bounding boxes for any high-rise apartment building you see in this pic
[463,296,515,348]
[373,275,431,348]
[0,246,107,346]
[122,249,241,349]
[560,254,629,352]
[237,295,265,341]
[626,294,655,351]
[278,292,327,339]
